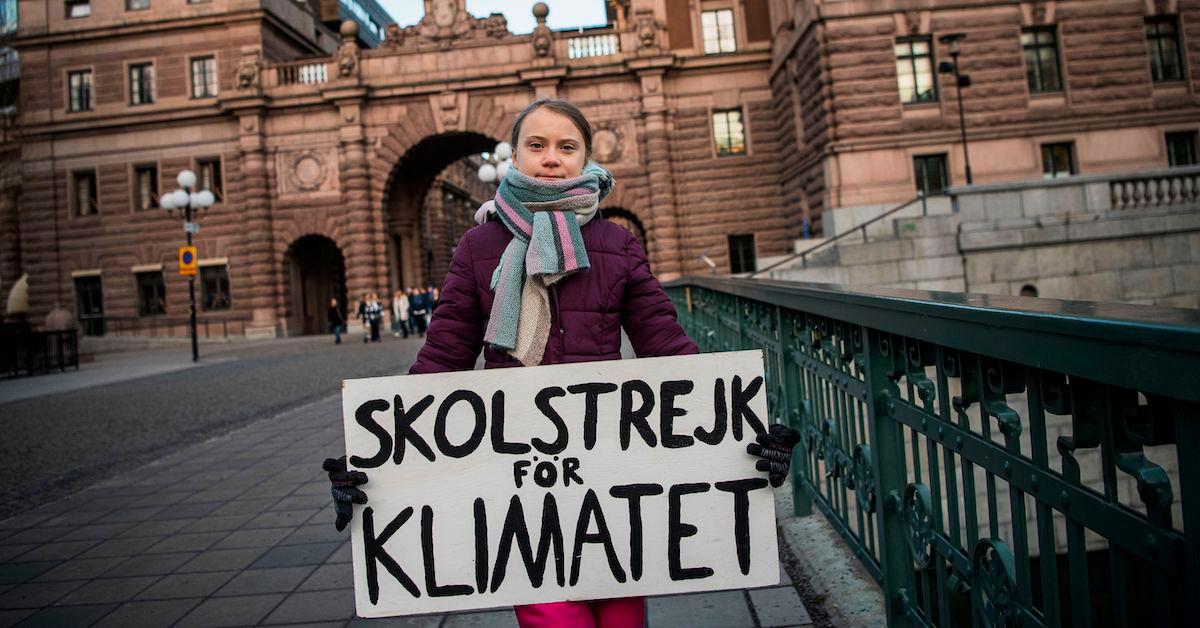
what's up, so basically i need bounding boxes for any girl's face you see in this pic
[512,107,587,181]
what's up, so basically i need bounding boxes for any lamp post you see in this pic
[938,33,973,185]
[476,141,513,184]
[160,170,215,362]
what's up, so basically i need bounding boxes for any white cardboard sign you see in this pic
[341,350,779,617]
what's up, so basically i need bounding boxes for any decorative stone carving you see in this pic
[531,3,553,58]
[236,49,261,91]
[635,8,659,50]
[277,149,339,195]
[384,23,406,47]
[379,0,515,50]
[336,43,359,79]
[905,11,921,35]
[429,91,468,133]
[592,126,624,163]
[438,91,459,128]
[418,0,474,42]
[480,14,508,39]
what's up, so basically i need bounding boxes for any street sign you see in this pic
[184,222,199,234]
[178,246,198,276]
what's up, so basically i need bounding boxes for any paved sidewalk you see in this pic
[0,392,814,627]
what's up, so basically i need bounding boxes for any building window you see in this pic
[701,9,736,54]
[1041,142,1076,179]
[126,0,148,10]
[1021,27,1062,93]
[728,234,756,274]
[72,170,98,216]
[190,56,217,98]
[712,108,746,157]
[129,63,154,105]
[67,69,92,112]
[1146,17,1185,82]
[65,0,90,18]
[136,271,166,316]
[913,154,948,195]
[133,164,158,211]
[895,38,937,104]
[197,157,223,201]
[1166,130,1197,167]
[201,265,231,311]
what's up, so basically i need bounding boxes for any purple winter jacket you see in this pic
[409,217,698,374]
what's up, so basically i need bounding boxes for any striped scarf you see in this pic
[484,161,614,366]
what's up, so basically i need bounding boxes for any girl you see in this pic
[325,99,798,627]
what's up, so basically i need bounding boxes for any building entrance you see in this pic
[286,236,347,336]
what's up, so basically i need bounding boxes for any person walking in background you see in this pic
[366,292,383,343]
[327,298,345,344]
[391,289,409,338]
[408,287,428,337]
[356,292,370,344]
[422,285,436,330]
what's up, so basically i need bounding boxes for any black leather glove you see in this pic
[747,424,801,488]
[323,456,369,532]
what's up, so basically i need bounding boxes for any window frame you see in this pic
[1041,141,1077,179]
[728,233,756,274]
[200,264,231,311]
[64,0,90,19]
[895,36,939,105]
[1021,26,1063,94]
[66,68,92,112]
[135,270,167,316]
[128,62,155,106]
[700,8,737,54]
[189,55,218,99]
[195,156,223,202]
[1166,130,1198,167]
[1146,16,1185,83]
[125,0,149,11]
[913,153,949,196]
[132,163,159,212]
[711,107,748,158]
[71,169,99,216]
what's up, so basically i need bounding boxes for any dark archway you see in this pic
[602,207,649,254]
[383,132,499,292]
[284,235,347,335]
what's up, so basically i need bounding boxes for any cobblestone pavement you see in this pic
[0,339,814,627]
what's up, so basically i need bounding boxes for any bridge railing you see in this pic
[665,276,1200,627]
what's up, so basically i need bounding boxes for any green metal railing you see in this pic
[666,276,1200,628]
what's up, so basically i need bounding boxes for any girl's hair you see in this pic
[510,98,593,159]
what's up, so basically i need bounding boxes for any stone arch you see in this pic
[601,206,649,252]
[281,234,348,336]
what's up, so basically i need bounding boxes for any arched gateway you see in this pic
[284,236,347,335]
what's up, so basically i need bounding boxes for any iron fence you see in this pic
[665,276,1200,628]
[0,327,79,378]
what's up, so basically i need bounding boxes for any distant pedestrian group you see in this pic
[329,286,439,344]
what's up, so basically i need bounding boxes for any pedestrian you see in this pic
[422,284,436,329]
[327,298,345,344]
[408,286,427,337]
[323,98,800,628]
[367,292,383,343]
[391,289,409,338]
[355,293,369,344]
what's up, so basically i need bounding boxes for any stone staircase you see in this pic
[765,195,968,292]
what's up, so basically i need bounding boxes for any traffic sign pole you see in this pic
[186,203,198,363]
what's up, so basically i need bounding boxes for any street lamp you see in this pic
[477,141,513,184]
[160,169,215,362]
[938,33,973,185]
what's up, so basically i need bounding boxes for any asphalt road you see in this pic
[0,334,425,519]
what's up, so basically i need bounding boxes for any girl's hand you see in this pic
[746,424,801,488]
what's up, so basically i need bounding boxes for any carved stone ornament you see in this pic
[290,151,328,192]
[906,11,921,35]
[438,91,459,128]
[336,41,359,78]
[592,126,624,163]
[635,8,658,50]
[1155,0,1170,15]
[236,52,261,90]
[418,0,474,42]
[385,22,406,47]
[1031,1,1047,24]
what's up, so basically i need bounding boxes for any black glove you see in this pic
[323,456,369,532]
[747,424,801,488]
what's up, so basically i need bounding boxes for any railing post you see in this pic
[861,327,914,625]
[1176,402,1200,624]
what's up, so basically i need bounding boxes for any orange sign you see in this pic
[178,246,198,276]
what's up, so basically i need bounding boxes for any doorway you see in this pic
[286,236,347,335]
[73,275,104,336]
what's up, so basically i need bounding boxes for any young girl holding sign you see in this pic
[325,99,799,627]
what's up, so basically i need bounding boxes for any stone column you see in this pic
[0,186,21,295]
[337,98,388,304]
[236,111,280,338]
[633,63,684,279]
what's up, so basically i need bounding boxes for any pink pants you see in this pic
[514,597,645,628]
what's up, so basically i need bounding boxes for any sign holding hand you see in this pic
[340,350,780,617]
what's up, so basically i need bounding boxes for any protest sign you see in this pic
[340,350,779,617]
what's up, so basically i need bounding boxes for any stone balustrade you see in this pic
[273,59,329,86]
[566,32,620,59]
[1110,168,1200,210]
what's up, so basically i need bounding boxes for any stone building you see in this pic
[2,0,1198,337]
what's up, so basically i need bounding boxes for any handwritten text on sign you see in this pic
[341,351,779,617]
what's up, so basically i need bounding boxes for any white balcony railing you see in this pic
[276,61,329,86]
[566,33,620,60]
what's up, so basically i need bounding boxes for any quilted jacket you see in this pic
[409,217,698,374]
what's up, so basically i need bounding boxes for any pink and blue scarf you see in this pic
[482,161,614,366]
